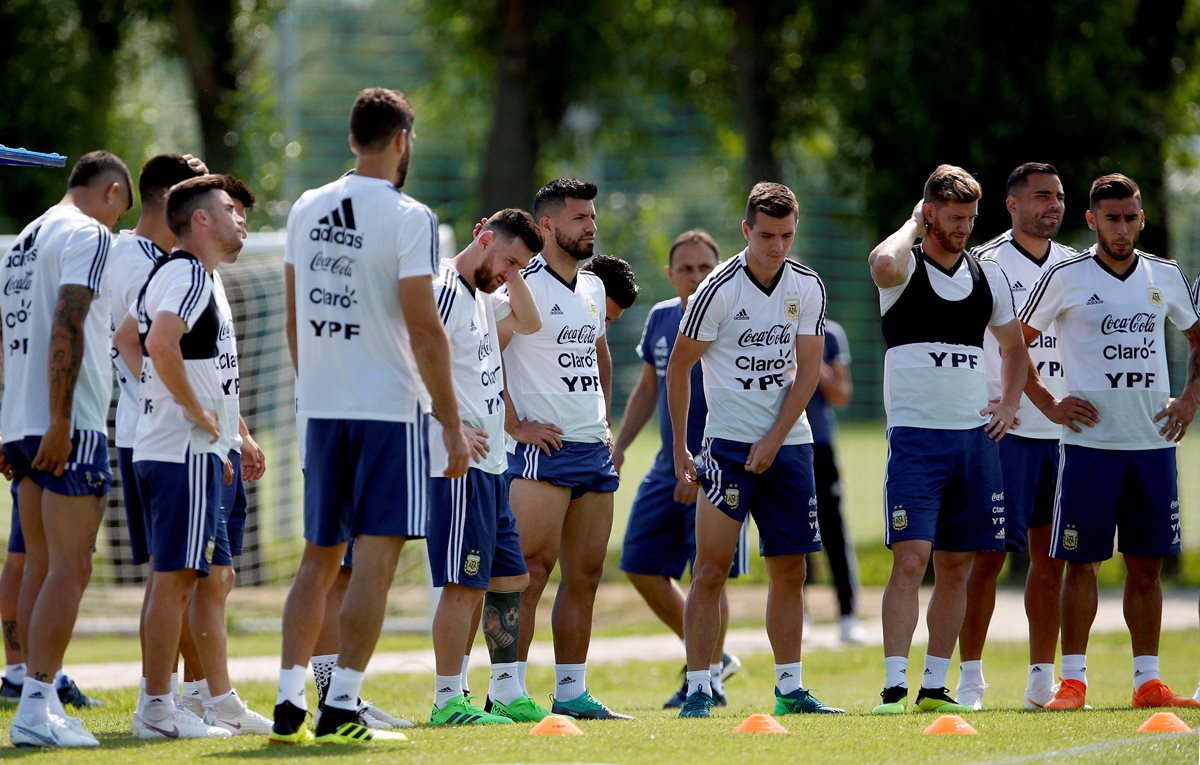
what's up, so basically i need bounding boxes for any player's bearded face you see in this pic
[926,201,976,255]
[555,227,594,261]
[1014,174,1064,240]
[1091,197,1142,262]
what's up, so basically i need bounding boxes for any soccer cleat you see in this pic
[1131,679,1200,708]
[774,687,845,715]
[430,695,512,725]
[720,653,742,682]
[485,694,552,722]
[269,700,310,744]
[955,682,987,711]
[663,676,688,709]
[1044,679,1087,710]
[0,676,22,704]
[1024,683,1058,710]
[872,685,908,715]
[551,689,635,720]
[313,721,408,745]
[358,698,414,729]
[915,687,974,713]
[57,676,103,708]
[136,704,232,739]
[712,687,728,707]
[205,693,274,735]
[10,714,99,748]
[678,691,715,718]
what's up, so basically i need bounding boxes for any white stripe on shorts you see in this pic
[446,476,468,585]
[1049,442,1068,556]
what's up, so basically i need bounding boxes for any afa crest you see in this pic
[205,537,215,563]
[1062,527,1078,551]
[784,298,800,322]
[464,551,482,576]
[725,485,740,510]
[891,506,908,531]
[1148,287,1163,306]
[587,297,599,320]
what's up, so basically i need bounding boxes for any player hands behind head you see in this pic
[669,183,842,719]
[500,178,634,721]
[273,87,464,746]
[426,208,547,726]
[867,165,1031,716]
[1019,174,1200,711]
[956,163,1074,711]
[2,150,132,749]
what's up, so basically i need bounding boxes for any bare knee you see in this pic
[691,558,731,593]
[1123,556,1162,588]
[766,555,808,590]
[890,547,929,583]
[970,551,1006,582]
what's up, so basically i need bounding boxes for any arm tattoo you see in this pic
[47,284,94,422]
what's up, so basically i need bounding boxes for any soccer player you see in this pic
[613,230,746,708]
[2,151,132,748]
[272,87,468,745]
[669,182,841,719]
[427,208,544,726]
[1020,173,1200,711]
[867,165,1029,715]
[501,178,631,720]
[580,254,639,329]
[956,162,1074,710]
[118,174,244,740]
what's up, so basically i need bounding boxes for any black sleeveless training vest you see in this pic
[881,244,994,349]
[138,250,220,360]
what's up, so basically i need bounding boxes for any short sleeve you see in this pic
[486,290,512,323]
[636,309,657,364]
[981,259,1016,326]
[283,192,310,266]
[681,276,731,342]
[796,273,827,335]
[1019,267,1064,332]
[59,221,111,293]
[1164,263,1200,330]
[397,205,439,280]
[825,320,851,365]
[147,260,213,330]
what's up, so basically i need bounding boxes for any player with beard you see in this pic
[500,179,631,720]
[867,165,1031,715]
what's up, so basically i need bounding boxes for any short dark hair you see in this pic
[221,174,256,210]
[165,175,228,239]
[668,229,720,266]
[350,88,415,153]
[582,254,639,310]
[923,164,981,206]
[68,150,133,210]
[745,182,798,226]
[483,208,543,253]
[1089,173,1140,209]
[138,154,203,208]
[532,178,598,221]
[1006,162,1059,195]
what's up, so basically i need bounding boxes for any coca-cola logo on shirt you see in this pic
[557,324,597,345]
[309,252,355,277]
[738,323,794,348]
[1100,312,1156,335]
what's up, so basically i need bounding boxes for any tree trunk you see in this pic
[171,0,239,172]
[729,0,783,186]
[481,0,538,214]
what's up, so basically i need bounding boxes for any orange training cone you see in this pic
[734,714,788,734]
[922,714,978,735]
[1137,712,1192,733]
[529,715,584,736]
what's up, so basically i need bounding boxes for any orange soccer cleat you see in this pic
[1132,680,1200,709]
[1044,679,1088,710]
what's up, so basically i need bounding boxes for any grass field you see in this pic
[1,630,1197,762]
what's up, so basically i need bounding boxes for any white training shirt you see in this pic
[502,255,608,443]
[285,173,438,423]
[879,251,1016,430]
[132,255,230,462]
[975,231,1074,439]
[1020,248,1199,450]
[0,204,112,439]
[213,271,243,453]
[107,231,167,447]
[680,250,827,445]
[428,259,512,475]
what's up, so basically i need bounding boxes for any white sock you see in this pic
[1133,655,1160,691]
[142,693,173,723]
[1027,663,1055,695]
[709,662,724,696]
[325,666,364,712]
[959,659,984,688]
[517,661,528,694]
[209,688,235,707]
[489,662,522,705]
[15,678,53,726]
[434,673,462,709]
[1062,654,1087,685]
[46,677,69,719]
[276,664,308,710]
[5,663,25,685]
[312,653,337,701]
[922,655,951,690]
[554,663,586,703]
[775,662,802,695]
[182,679,208,706]
[687,670,712,698]
[170,671,180,705]
[137,677,148,716]
[461,654,471,689]
[884,656,908,689]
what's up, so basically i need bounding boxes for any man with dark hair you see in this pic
[669,183,840,719]
[2,150,131,748]
[867,165,1030,715]
[501,178,631,720]
[581,254,638,328]
[426,208,545,725]
[1021,173,1200,711]
[955,162,1075,710]
[273,88,468,745]
[614,230,746,709]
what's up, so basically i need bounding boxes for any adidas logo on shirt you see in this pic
[1085,293,1104,305]
[550,304,564,316]
[734,308,750,320]
[309,197,364,248]
[1012,281,1027,292]
[469,319,477,332]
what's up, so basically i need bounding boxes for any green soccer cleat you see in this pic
[774,687,846,715]
[429,695,513,725]
[678,691,715,719]
[485,694,552,722]
[269,701,311,744]
[313,721,409,744]
[551,689,635,720]
[915,687,974,713]
[871,685,908,715]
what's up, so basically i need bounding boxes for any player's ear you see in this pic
[741,220,750,241]
[1085,209,1096,231]
[477,229,494,247]
[1139,211,1145,229]
[1005,195,1018,217]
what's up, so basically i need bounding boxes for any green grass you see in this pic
[3,630,1198,762]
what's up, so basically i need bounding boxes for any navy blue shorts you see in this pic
[135,451,222,575]
[506,441,619,499]
[4,431,111,498]
[1051,445,1180,562]
[212,450,248,566]
[304,417,429,545]
[883,426,1005,552]
[698,439,821,557]
[118,446,151,565]
[7,483,22,554]
[998,435,1058,552]
[427,469,527,589]
[620,464,749,578]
